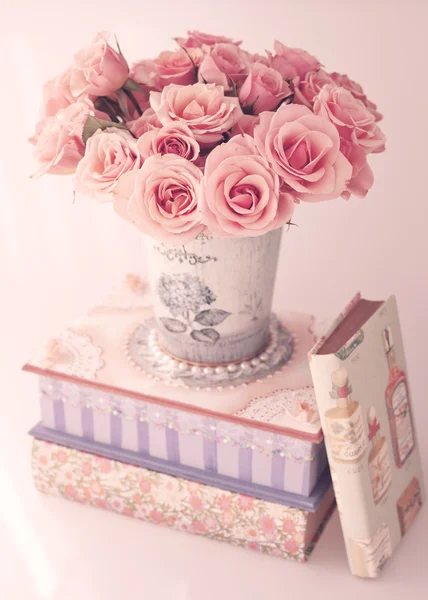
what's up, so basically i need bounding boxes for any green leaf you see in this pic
[122,78,149,96]
[191,328,220,345]
[160,318,187,333]
[82,116,128,145]
[194,309,230,327]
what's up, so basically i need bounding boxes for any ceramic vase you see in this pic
[144,229,283,365]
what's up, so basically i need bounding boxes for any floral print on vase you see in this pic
[157,273,231,346]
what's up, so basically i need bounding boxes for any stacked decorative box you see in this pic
[25,276,335,562]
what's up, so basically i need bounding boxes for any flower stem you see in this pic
[122,88,143,117]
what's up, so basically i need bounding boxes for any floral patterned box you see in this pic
[31,437,335,562]
[24,276,326,498]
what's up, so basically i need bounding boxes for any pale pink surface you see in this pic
[201,135,294,236]
[150,82,243,145]
[313,85,386,154]
[70,32,129,97]
[29,102,90,176]
[74,128,143,202]
[254,104,352,202]
[115,154,204,243]
[137,122,200,161]
[239,62,292,114]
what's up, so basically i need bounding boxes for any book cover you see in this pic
[309,294,425,578]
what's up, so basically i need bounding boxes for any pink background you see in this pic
[1,1,427,597]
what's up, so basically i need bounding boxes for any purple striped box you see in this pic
[38,375,327,497]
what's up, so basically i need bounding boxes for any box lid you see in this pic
[29,422,331,512]
[24,275,323,443]
[309,294,425,577]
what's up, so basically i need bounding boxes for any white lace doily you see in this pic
[236,387,320,428]
[40,330,104,380]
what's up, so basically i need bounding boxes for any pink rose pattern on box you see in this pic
[32,439,327,562]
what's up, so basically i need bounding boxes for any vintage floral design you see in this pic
[157,273,230,345]
[32,438,333,562]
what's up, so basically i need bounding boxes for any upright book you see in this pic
[309,294,424,578]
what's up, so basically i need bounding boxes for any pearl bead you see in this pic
[259,353,269,362]
[251,358,261,367]
[215,366,225,374]
[191,365,201,374]
[227,364,238,373]
[203,367,214,375]
[240,361,250,370]
[178,362,188,371]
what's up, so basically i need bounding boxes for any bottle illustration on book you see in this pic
[325,367,367,463]
[367,407,392,504]
[383,326,415,467]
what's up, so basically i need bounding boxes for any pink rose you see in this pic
[152,51,198,89]
[200,135,295,237]
[231,115,260,137]
[340,140,374,200]
[254,104,352,202]
[313,84,385,154]
[74,128,142,201]
[150,83,243,145]
[239,62,292,114]
[137,122,200,161]
[70,32,129,97]
[175,31,241,49]
[248,52,271,67]
[198,43,249,90]
[271,41,321,79]
[329,72,382,121]
[296,69,334,107]
[130,59,160,91]
[30,102,90,176]
[114,154,204,243]
[126,108,162,137]
[42,67,76,117]
[153,48,203,88]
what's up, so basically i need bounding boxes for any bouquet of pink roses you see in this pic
[30,31,385,243]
